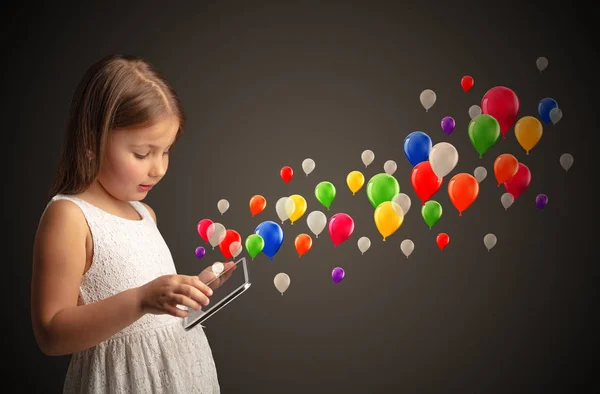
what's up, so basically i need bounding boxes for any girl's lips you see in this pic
[139,184,153,191]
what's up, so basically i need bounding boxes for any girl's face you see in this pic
[97,115,179,201]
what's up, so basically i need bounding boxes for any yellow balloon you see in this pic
[288,194,307,224]
[346,170,365,195]
[374,201,404,241]
[514,116,543,155]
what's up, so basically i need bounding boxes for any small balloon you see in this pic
[420,89,436,111]
[461,75,474,92]
[436,233,450,250]
[474,166,487,183]
[217,199,229,215]
[328,213,355,247]
[302,158,315,176]
[503,163,531,199]
[374,201,404,241]
[218,229,241,260]
[535,194,548,210]
[469,105,482,119]
[468,114,501,158]
[361,149,375,168]
[441,116,456,135]
[357,236,371,254]
[448,173,479,216]
[400,239,414,258]
[366,173,400,209]
[483,233,497,251]
[274,273,290,295]
[306,210,327,238]
[245,234,264,260]
[549,107,562,125]
[230,241,242,259]
[411,161,443,205]
[493,153,519,185]
[195,246,205,260]
[501,192,514,211]
[207,222,226,249]
[249,195,267,217]
[280,166,293,183]
[514,116,543,155]
[255,221,284,260]
[314,181,336,210]
[537,97,558,124]
[536,56,548,72]
[559,153,574,172]
[197,218,213,243]
[384,160,397,175]
[332,267,345,284]
[392,193,411,216]
[481,86,520,138]
[294,233,312,257]
[346,170,365,195]
[404,131,432,166]
[429,142,459,179]
[421,200,442,229]
[212,262,224,276]
[275,196,295,223]
[288,194,307,224]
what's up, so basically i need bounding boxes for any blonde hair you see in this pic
[48,54,185,198]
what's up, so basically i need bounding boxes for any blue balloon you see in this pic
[537,97,558,124]
[403,131,432,166]
[255,221,284,260]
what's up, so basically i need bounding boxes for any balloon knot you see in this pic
[502,135,506,139]
[383,238,386,241]
[459,212,462,216]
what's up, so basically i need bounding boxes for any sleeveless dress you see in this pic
[45,194,221,394]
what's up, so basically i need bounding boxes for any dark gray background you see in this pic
[5,1,597,393]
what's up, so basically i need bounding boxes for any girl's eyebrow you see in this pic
[130,143,171,149]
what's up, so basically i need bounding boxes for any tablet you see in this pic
[183,256,251,330]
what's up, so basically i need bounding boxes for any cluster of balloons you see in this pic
[196,219,243,260]
[279,158,317,184]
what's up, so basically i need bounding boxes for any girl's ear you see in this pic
[86,150,95,160]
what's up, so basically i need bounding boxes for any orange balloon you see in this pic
[249,195,267,216]
[493,153,519,186]
[448,173,479,216]
[294,233,312,257]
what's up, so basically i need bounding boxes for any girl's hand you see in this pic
[136,274,214,318]
[198,261,237,290]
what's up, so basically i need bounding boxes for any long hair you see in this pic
[48,54,186,199]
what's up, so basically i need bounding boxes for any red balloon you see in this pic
[197,218,213,243]
[503,162,531,199]
[280,166,293,183]
[436,233,450,250]
[411,161,443,205]
[328,213,354,247]
[481,86,520,139]
[447,173,480,216]
[218,229,242,260]
[461,75,474,92]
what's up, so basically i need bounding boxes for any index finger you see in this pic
[184,275,213,296]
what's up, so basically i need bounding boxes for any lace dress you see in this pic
[46,194,220,393]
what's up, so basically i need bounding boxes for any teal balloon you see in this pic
[366,173,400,209]
[315,181,336,209]
[468,114,501,158]
[421,200,442,229]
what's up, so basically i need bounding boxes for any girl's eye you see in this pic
[163,151,170,156]
[135,153,149,159]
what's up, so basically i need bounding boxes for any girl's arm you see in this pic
[30,200,146,356]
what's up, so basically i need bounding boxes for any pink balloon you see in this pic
[503,163,531,199]
[328,213,355,247]
[197,218,213,243]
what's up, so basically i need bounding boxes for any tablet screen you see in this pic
[183,257,249,328]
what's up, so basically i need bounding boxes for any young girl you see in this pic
[31,54,235,393]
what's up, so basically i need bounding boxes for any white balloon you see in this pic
[549,107,562,124]
[361,149,375,168]
[357,236,371,254]
[383,160,397,175]
[392,193,411,216]
[474,166,487,183]
[469,104,482,119]
[207,223,227,249]
[400,239,414,258]
[501,193,514,211]
[274,273,290,295]
[212,262,224,276]
[275,197,295,223]
[229,241,242,259]
[429,142,459,179]
[483,233,497,251]
[217,199,229,215]
[420,89,436,111]
[536,56,548,72]
[302,158,315,176]
[559,153,574,172]
[306,210,327,238]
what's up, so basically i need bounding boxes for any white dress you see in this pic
[46,194,221,394]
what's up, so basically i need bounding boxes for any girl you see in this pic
[31,54,235,393]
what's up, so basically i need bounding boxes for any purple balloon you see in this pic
[535,194,548,209]
[441,116,455,135]
[195,246,206,259]
[332,267,345,284]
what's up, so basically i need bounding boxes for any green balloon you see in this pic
[366,173,400,208]
[421,200,442,229]
[315,181,336,209]
[245,234,264,260]
[468,114,501,158]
